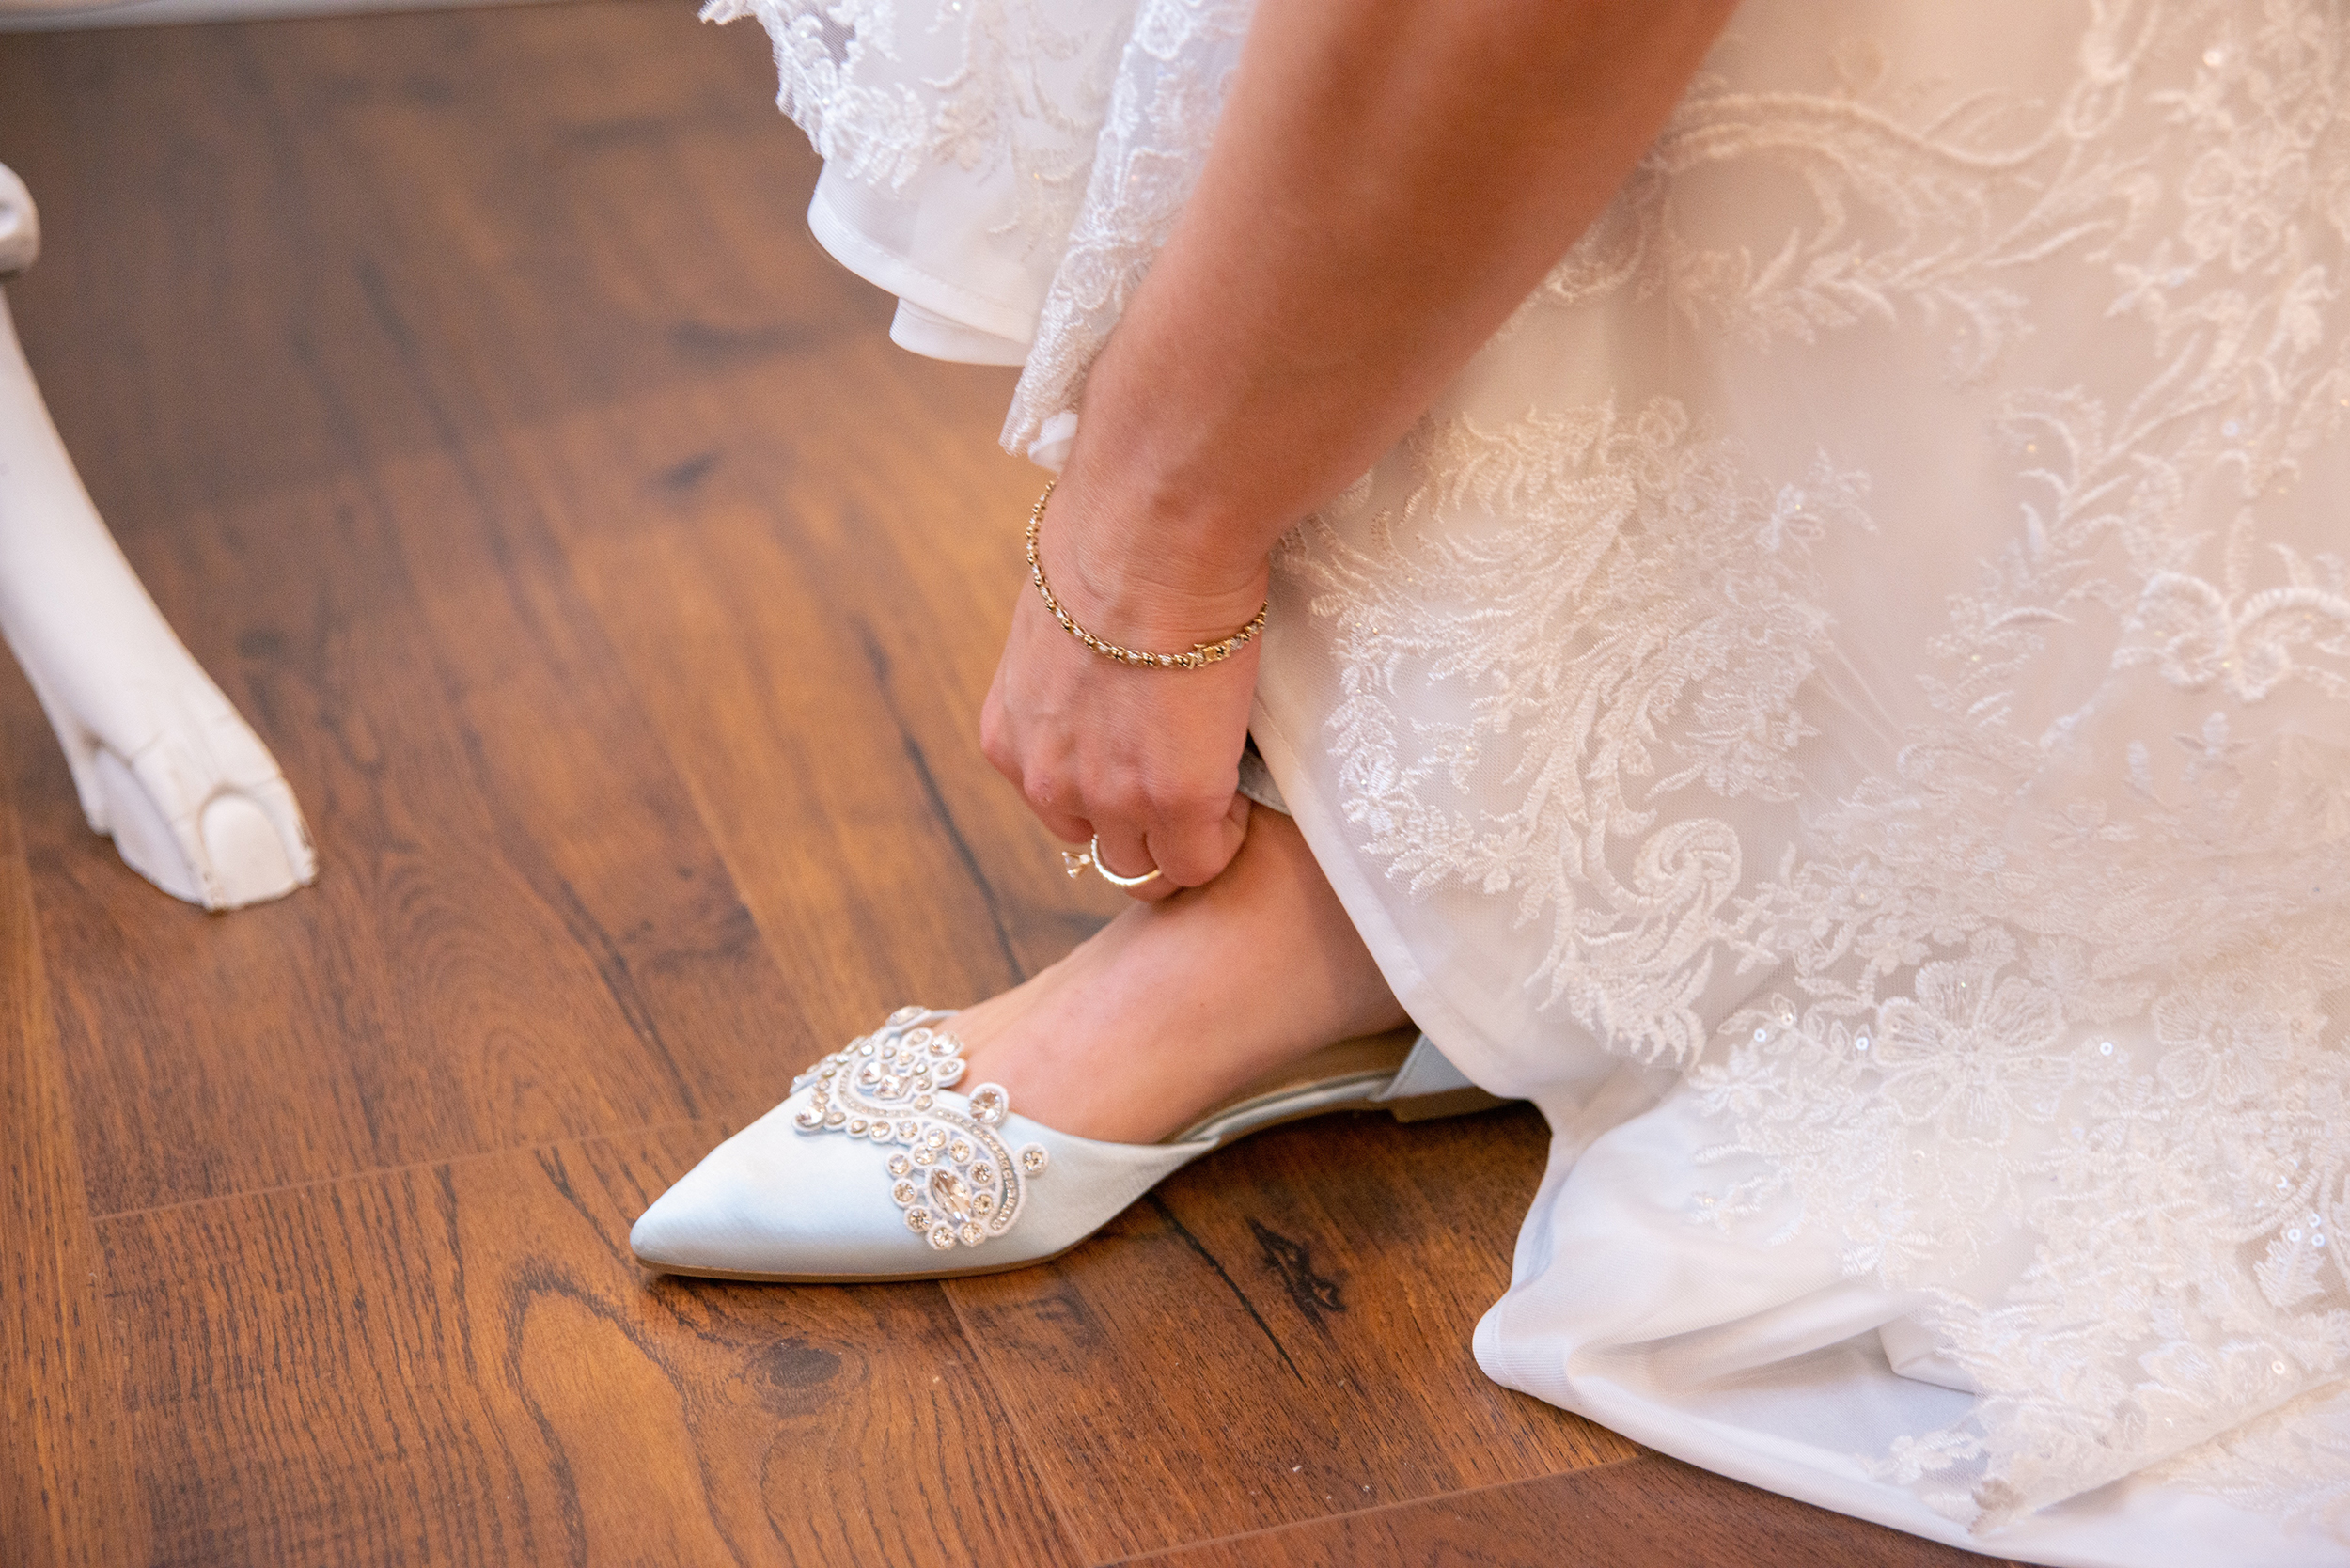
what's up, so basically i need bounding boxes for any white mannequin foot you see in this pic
[0,162,36,279]
[0,449,318,910]
[43,672,311,909]
[0,165,314,910]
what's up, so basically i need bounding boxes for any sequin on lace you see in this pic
[791,1007,1050,1252]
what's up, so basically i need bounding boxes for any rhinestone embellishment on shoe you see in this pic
[790,1006,1050,1254]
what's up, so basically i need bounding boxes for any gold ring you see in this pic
[1059,835,1163,889]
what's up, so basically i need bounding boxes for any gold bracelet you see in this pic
[1025,480,1268,670]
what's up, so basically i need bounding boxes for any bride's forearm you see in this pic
[1045,0,1734,636]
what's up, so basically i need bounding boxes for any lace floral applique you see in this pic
[1871,958,2074,1147]
[2148,1381,2350,1540]
[1003,0,1251,449]
[704,0,936,190]
[1287,0,2350,1531]
[2118,558,2350,701]
[1281,400,1866,1064]
[706,0,1116,241]
[1515,12,2170,384]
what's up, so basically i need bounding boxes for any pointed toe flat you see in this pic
[631,1006,1505,1283]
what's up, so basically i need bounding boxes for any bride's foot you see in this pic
[948,804,1409,1143]
[629,800,1452,1280]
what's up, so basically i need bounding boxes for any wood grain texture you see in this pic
[948,1106,1637,1562]
[0,8,807,1217]
[0,785,146,1568]
[214,0,1110,1034]
[1115,1455,2029,1568]
[100,1123,1074,1567]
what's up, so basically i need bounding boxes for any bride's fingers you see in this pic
[1031,796,1095,847]
[1143,792,1250,893]
[1086,822,1180,902]
[1091,792,1250,903]
[979,706,1093,845]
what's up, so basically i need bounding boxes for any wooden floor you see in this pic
[0,7,2021,1564]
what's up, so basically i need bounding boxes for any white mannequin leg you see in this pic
[0,164,314,909]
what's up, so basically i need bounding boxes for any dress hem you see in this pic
[806,184,1040,350]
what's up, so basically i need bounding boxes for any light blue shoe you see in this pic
[630,1007,1503,1283]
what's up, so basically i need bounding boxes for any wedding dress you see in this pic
[704,1,2350,1561]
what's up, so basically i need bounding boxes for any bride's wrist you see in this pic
[1033,473,1272,651]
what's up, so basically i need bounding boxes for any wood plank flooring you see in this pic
[0,5,2017,1563]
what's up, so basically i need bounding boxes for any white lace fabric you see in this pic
[718,2,2350,1561]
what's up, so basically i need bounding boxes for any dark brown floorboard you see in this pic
[0,782,146,1568]
[947,1108,1635,1562]
[0,4,2016,1565]
[1118,1456,2018,1568]
[101,1124,1075,1567]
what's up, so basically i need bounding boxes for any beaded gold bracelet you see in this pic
[1024,479,1267,671]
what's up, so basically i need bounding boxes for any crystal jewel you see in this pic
[791,1008,1049,1259]
[929,1168,974,1220]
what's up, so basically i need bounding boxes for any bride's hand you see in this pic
[974,0,1736,902]
[979,498,1265,902]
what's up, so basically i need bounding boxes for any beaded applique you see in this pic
[790,1006,1051,1253]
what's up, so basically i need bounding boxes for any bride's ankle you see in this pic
[949,806,1405,1141]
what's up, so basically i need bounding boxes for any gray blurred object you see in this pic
[0,0,541,30]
